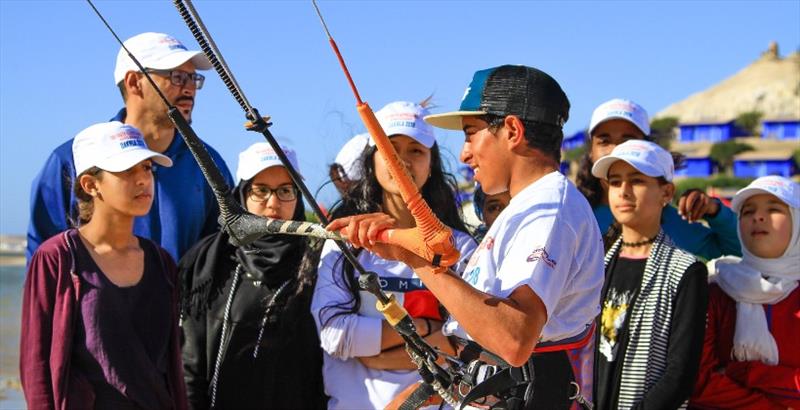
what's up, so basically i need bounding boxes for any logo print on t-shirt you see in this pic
[526,247,556,268]
[599,289,634,362]
[464,266,480,285]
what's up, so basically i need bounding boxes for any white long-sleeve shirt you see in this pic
[312,230,476,410]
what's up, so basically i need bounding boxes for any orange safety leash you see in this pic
[312,0,459,270]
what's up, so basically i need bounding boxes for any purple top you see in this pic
[20,229,188,410]
[68,230,173,409]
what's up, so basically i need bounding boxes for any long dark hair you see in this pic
[319,142,468,327]
[576,146,605,208]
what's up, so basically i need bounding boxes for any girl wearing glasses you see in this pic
[179,142,326,409]
[20,122,186,409]
[311,101,477,410]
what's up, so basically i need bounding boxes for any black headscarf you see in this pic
[179,179,308,319]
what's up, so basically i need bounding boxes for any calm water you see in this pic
[0,264,25,409]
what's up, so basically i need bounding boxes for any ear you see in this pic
[123,71,144,98]
[504,115,527,150]
[79,173,100,198]
[662,182,675,207]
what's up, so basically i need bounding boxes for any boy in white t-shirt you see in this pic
[328,65,604,408]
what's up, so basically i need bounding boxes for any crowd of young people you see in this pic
[20,31,798,410]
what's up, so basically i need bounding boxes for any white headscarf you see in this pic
[709,178,800,365]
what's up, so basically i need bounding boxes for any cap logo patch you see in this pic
[110,129,146,150]
[461,86,471,103]
[119,139,146,150]
[158,36,187,51]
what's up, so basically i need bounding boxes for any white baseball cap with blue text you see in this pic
[591,140,674,181]
[114,32,212,85]
[72,121,172,175]
[731,176,800,213]
[589,98,650,136]
[237,142,301,182]
[373,101,436,148]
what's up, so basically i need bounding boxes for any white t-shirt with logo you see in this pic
[312,229,477,410]
[444,172,604,344]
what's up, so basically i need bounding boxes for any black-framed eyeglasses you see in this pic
[146,69,205,89]
[248,184,298,202]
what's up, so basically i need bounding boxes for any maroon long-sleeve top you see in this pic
[19,230,188,410]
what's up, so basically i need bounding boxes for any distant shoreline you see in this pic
[0,255,25,267]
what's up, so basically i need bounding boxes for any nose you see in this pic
[182,83,196,97]
[619,181,632,198]
[266,190,281,209]
[135,164,152,186]
[399,151,413,169]
[460,142,472,165]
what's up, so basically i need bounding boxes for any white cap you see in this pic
[113,32,212,85]
[731,176,800,213]
[373,101,436,148]
[591,140,674,181]
[589,98,650,136]
[236,142,300,182]
[72,121,172,175]
[334,133,369,180]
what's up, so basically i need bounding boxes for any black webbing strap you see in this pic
[457,364,532,410]
[399,382,437,410]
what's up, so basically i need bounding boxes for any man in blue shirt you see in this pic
[27,32,233,262]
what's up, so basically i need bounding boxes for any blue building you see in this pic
[762,120,800,140]
[678,121,749,143]
[733,152,796,178]
[562,130,587,151]
[675,157,714,178]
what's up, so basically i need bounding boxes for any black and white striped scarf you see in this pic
[604,230,697,409]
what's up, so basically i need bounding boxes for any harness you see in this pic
[401,325,596,410]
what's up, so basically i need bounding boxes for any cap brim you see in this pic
[97,150,172,172]
[424,111,486,131]
[149,50,212,71]
[367,127,435,148]
[238,163,304,183]
[591,155,662,180]
[730,187,797,213]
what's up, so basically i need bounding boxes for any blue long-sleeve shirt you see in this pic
[594,202,742,261]
[26,108,234,263]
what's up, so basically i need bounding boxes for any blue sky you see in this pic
[1,0,798,235]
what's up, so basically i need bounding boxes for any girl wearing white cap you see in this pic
[311,101,477,409]
[591,140,709,410]
[691,176,800,409]
[20,122,187,409]
[576,98,741,261]
[179,142,326,409]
